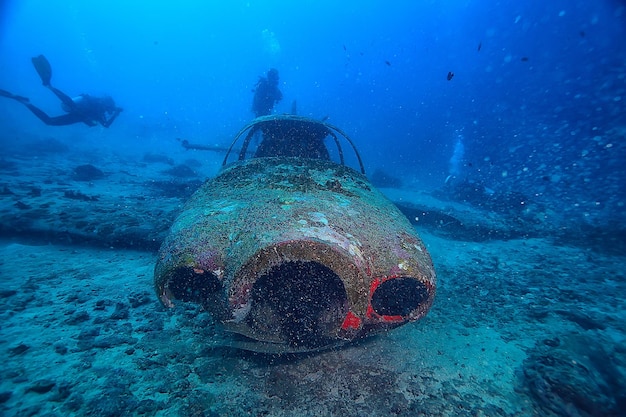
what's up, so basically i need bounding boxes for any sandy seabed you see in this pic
[0,139,624,416]
[1,230,624,417]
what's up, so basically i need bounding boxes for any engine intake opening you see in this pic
[371,277,429,317]
[246,260,348,348]
[167,266,221,303]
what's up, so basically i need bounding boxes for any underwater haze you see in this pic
[1,1,622,187]
[1,1,626,416]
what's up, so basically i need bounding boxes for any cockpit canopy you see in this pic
[222,115,366,174]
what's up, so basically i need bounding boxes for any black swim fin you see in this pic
[31,55,52,86]
[0,88,29,103]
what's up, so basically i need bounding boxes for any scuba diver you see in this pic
[0,55,123,128]
[252,68,282,117]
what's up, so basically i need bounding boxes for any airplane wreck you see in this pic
[154,115,436,352]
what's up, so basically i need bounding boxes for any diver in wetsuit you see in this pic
[0,55,123,128]
[252,68,282,118]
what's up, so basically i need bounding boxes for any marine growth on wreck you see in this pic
[154,115,436,352]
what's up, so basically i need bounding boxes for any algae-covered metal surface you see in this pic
[155,154,436,352]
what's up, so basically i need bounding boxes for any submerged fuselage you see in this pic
[154,116,436,352]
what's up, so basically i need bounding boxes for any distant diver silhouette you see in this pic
[252,68,282,117]
[0,55,123,127]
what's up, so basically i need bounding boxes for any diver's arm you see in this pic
[100,107,123,128]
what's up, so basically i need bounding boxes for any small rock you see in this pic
[135,317,164,333]
[77,327,101,339]
[110,302,130,320]
[54,343,68,355]
[8,343,29,356]
[543,337,560,347]
[0,391,12,403]
[75,328,100,351]
[0,289,17,298]
[50,381,73,402]
[27,379,56,394]
[65,310,90,325]
[128,291,152,308]
[94,299,112,311]
[162,164,197,178]
[73,164,105,181]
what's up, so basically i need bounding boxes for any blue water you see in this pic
[1,1,625,416]
[2,1,622,186]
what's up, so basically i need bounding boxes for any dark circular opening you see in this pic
[247,260,348,348]
[167,266,221,303]
[370,277,429,317]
